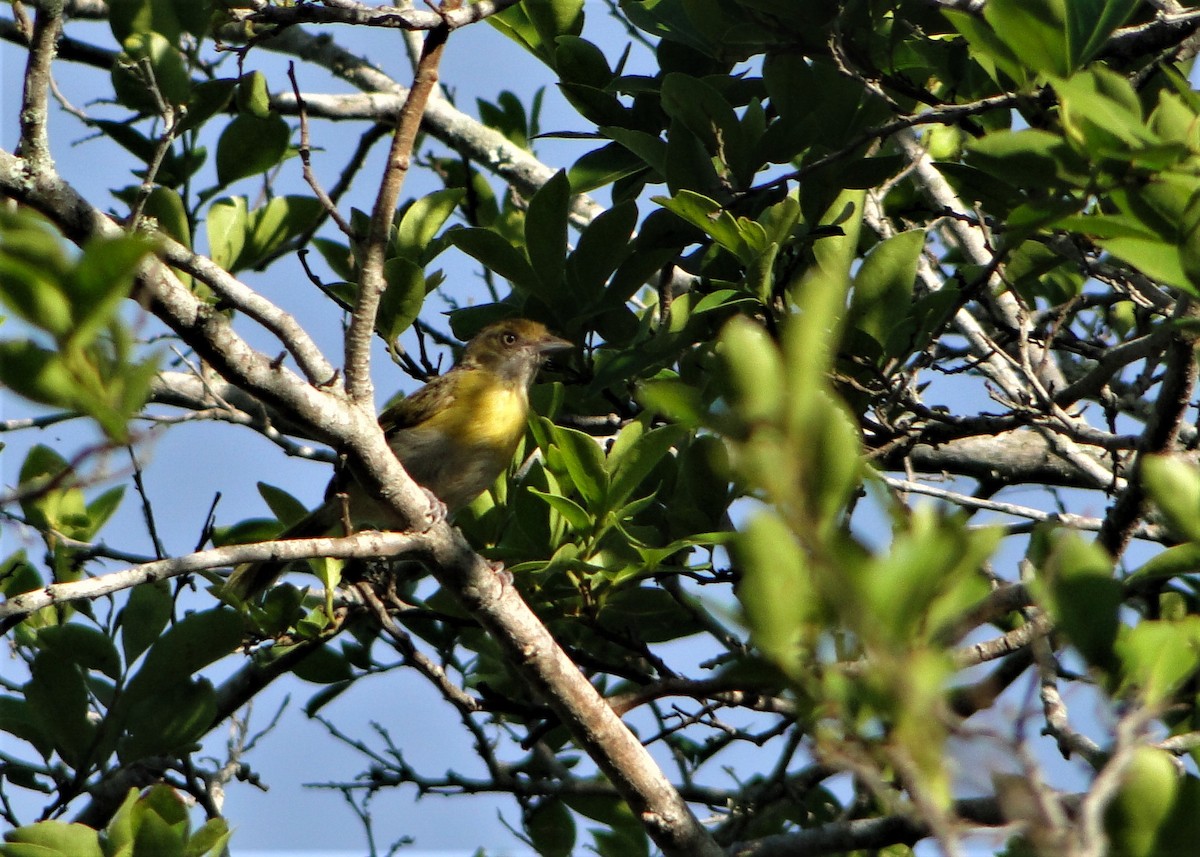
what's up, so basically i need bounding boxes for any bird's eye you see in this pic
[501,331,518,346]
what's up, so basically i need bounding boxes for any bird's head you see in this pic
[459,318,572,387]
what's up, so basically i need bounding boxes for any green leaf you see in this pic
[257,482,310,528]
[0,821,103,857]
[1068,0,1139,69]
[184,818,232,857]
[547,420,609,510]
[115,32,191,109]
[637,378,707,428]
[601,126,668,176]
[0,342,82,415]
[243,195,323,269]
[566,200,637,302]
[67,234,151,347]
[945,8,1033,90]
[568,143,648,195]
[378,257,426,344]
[119,582,173,664]
[983,0,1073,78]
[661,73,750,184]
[525,0,585,49]
[555,35,613,87]
[1102,235,1192,292]
[1044,531,1121,672]
[205,197,248,271]
[526,799,576,857]
[236,71,272,118]
[177,78,237,136]
[1126,542,1200,585]
[123,608,243,701]
[1143,455,1200,542]
[109,0,211,43]
[215,113,291,187]
[653,190,747,261]
[965,128,1077,189]
[25,652,95,768]
[38,625,122,680]
[120,677,217,762]
[734,511,810,676]
[600,586,705,642]
[141,187,191,247]
[0,694,52,757]
[716,316,784,425]
[525,169,571,300]
[607,423,688,511]
[292,645,354,684]
[1117,618,1200,704]
[530,489,592,533]
[394,188,466,264]
[1057,66,1157,155]
[0,211,73,337]
[848,229,923,355]
[446,227,539,292]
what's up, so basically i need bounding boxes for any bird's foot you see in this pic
[484,558,513,588]
[421,487,448,530]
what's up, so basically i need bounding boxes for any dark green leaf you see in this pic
[446,227,539,292]
[25,652,95,768]
[257,482,310,528]
[848,229,923,355]
[565,200,637,302]
[177,78,237,136]
[292,645,355,684]
[0,695,51,757]
[568,143,648,195]
[38,625,122,680]
[526,799,576,857]
[120,677,217,762]
[525,170,571,299]
[119,582,173,664]
[124,608,243,702]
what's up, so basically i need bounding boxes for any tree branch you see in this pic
[346,15,450,402]
[0,531,428,622]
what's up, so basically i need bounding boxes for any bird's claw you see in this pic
[421,487,448,530]
[485,558,513,588]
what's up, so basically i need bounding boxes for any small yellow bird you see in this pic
[226,318,572,599]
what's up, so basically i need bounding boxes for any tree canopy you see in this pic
[4,0,1200,855]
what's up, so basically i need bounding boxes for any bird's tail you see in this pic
[224,500,341,602]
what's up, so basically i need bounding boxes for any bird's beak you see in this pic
[536,334,573,354]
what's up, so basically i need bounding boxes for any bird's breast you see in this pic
[386,371,530,511]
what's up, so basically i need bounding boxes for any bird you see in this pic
[225,318,572,600]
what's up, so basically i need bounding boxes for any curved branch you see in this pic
[0,530,427,622]
[231,0,523,32]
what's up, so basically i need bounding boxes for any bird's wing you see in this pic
[378,371,458,434]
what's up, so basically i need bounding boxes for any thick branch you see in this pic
[231,0,523,32]
[16,0,62,171]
